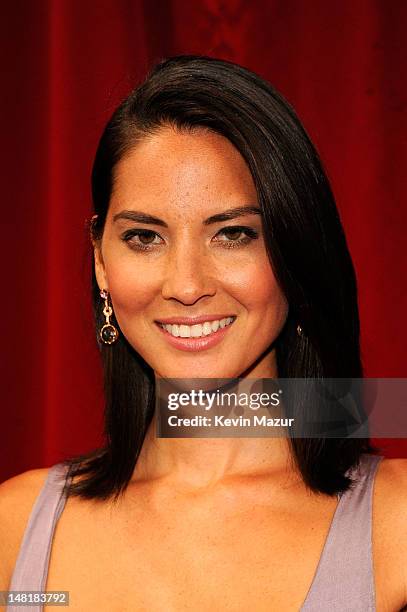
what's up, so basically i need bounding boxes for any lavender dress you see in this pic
[7,454,384,611]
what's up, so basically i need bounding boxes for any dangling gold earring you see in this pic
[99,289,119,344]
[296,324,303,337]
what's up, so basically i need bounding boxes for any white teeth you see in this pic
[202,322,212,336]
[179,324,191,338]
[172,324,179,337]
[160,317,235,339]
[165,323,180,337]
[191,324,202,338]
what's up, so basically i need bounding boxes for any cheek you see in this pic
[104,260,156,318]
[228,256,288,317]
[105,264,156,355]
[256,267,287,313]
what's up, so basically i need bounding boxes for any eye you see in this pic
[120,225,259,253]
[121,229,163,251]
[213,226,259,248]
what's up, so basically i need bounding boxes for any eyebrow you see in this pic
[113,206,262,228]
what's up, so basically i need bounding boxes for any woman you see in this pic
[1,55,406,611]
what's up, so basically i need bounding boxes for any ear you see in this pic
[93,243,109,292]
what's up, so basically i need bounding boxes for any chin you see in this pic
[154,362,243,380]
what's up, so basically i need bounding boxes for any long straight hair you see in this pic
[63,55,378,501]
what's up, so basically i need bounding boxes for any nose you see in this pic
[161,242,217,305]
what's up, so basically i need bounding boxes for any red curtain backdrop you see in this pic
[1,0,406,482]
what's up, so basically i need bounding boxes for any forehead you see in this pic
[109,126,258,218]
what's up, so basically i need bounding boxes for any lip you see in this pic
[155,317,236,352]
[156,315,236,325]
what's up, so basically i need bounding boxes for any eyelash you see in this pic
[121,226,259,252]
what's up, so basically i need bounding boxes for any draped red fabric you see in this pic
[1,0,406,482]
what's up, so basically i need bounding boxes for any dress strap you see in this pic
[301,454,384,611]
[7,463,71,612]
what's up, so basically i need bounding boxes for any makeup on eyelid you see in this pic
[120,225,260,252]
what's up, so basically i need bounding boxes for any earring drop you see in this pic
[99,289,119,344]
[296,324,303,337]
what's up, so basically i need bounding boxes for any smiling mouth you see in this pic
[157,316,236,339]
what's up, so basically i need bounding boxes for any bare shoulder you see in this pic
[0,467,51,517]
[373,457,407,609]
[375,456,407,505]
[374,456,407,530]
[0,467,50,590]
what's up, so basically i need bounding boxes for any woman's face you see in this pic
[94,126,288,379]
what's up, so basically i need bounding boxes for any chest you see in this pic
[43,485,404,612]
[44,491,338,611]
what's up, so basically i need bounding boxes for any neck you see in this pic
[133,356,296,491]
[132,412,296,491]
